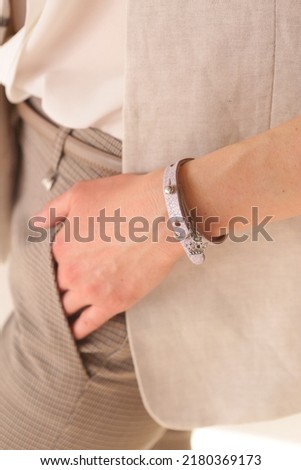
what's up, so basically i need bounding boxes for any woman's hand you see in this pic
[35,115,301,339]
[36,169,183,339]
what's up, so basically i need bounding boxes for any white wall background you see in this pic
[0,262,301,462]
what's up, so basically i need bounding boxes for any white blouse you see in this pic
[0,0,126,140]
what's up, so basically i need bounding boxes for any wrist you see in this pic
[177,158,227,239]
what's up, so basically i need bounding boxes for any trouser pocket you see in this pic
[10,120,128,380]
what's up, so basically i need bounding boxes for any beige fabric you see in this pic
[1,0,301,432]
[18,98,123,173]
[0,100,191,449]
[123,0,301,429]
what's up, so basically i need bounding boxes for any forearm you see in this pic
[178,116,301,238]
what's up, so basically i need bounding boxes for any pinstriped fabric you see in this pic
[29,96,123,159]
[0,102,191,449]
[73,128,122,158]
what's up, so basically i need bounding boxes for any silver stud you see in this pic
[42,169,57,191]
[164,184,176,194]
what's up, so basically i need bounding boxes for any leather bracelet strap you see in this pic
[163,158,227,264]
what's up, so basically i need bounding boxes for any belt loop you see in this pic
[42,126,72,191]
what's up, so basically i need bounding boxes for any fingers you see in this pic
[62,290,89,315]
[34,190,72,228]
[61,289,114,339]
[71,305,110,340]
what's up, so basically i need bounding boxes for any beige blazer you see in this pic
[2,0,301,430]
